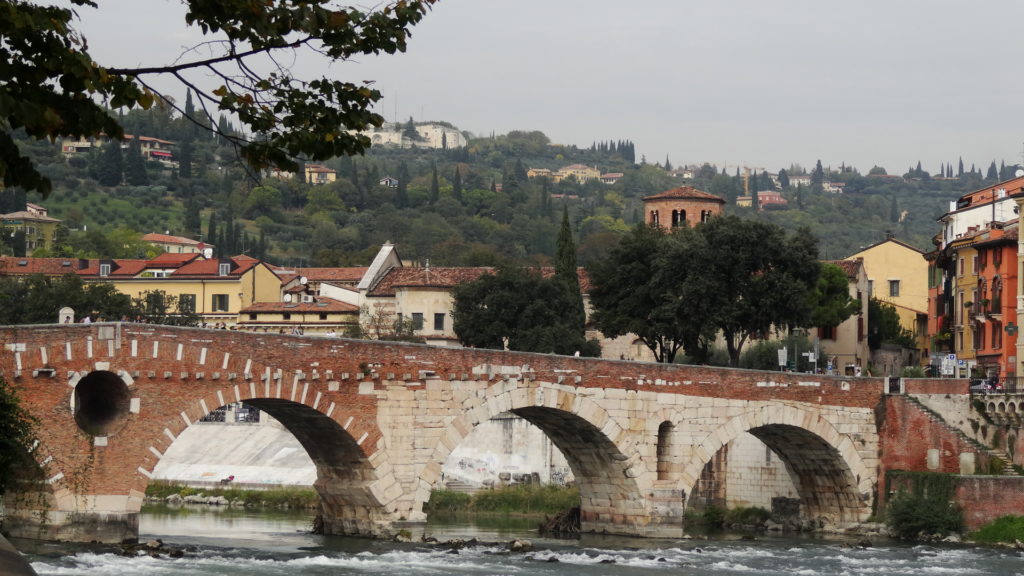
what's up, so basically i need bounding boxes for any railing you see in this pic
[970,376,1024,395]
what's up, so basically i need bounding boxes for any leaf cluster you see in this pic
[0,0,436,195]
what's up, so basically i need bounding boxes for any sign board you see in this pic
[777,347,787,367]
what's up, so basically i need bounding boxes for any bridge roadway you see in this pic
[0,323,884,543]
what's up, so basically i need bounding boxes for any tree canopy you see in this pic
[452,267,600,356]
[588,216,822,366]
[0,0,436,195]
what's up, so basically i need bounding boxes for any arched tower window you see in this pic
[656,421,675,480]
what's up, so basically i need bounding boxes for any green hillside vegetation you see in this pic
[3,107,1016,267]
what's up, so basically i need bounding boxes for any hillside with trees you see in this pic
[1,106,1017,269]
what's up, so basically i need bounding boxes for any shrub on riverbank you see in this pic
[145,481,318,509]
[970,515,1024,544]
[885,472,964,540]
[425,485,579,515]
[684,506,770,530]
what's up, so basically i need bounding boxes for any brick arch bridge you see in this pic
[0,324,884,543]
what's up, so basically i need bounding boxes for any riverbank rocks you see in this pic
[508,539,533,552]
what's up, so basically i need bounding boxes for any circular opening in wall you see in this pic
[74,370,131,436]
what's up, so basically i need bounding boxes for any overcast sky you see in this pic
[70,0,1024,174]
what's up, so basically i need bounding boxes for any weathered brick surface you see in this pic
[903,378,970,395]
[872,393,1024,524]
[0,323,887,542]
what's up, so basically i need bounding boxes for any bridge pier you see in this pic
[2,492,142,544]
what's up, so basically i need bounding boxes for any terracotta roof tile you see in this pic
[642,186,725,203]
[142,233,207,247]
[368,266,591,296]
[0,257,84,276]
[828,258,862,279]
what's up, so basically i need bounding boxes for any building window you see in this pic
[411,312,424,330]
[249,313,257,320]
[972,255,978,273]
[283,313,291,320]
[993,322,1002,350]
[319,313,327,320]
[99,263,111,277]
[992,277,1003,314]
[433,313,445,331]
[819,325,837,340]
[959,258,964,276]
[218,262,231,276]
[867,279,873,298]
[211,294,229,312]
[974,324,984,350]
[179,294,196,313]
[888,280,900,297]
[857,317,865,341]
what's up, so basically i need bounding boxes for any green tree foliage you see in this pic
[125,137,148,186]
[132,290,200,326]
[555,207,585,333]
[0,273,133,323]
[589,216,820,366]
[886,472,963,540]
[0,0,436,196]
[868,298,915,349]
[587,224,691,363]
[452,267,600,356]
[811,263,861,328]
[96,139,124,186]
[0,376,37,495]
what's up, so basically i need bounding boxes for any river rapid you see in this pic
[17,505,1024,576]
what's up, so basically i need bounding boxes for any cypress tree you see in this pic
[96,139,123,186]
[556,206,585,334]
[430,162,439,204]
[206,212,218,255]
[125,137,148,185]
[396,162,409,208]
[958,157,964,177]
[451,166,462,202]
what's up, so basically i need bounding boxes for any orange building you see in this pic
[642,186,725,229]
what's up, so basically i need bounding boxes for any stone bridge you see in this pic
[0,324,885,542]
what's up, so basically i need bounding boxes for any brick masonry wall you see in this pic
[878,395,994,512]
[903,378,970,395]
[955,476,1024,530]
[0,323,887,540]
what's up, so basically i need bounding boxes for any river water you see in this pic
[17,505,1024,575]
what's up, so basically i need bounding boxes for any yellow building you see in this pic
[553,163,600,183]
[0,208,61,252]
[304,164,337,185]
[846,236,929,351]
[78,253,282,324]
[237,297,360,335]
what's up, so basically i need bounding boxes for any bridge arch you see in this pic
[679,404,873,528]
[419,383,650,536]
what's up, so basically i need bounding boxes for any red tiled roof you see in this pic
[240,297,359,314]
[828,258,862,280]
[368,267,495,296]
[368,266,591,296]
[292,267,368,283]
[171,256,262,278]
[642,186,725,204]
[0,257,85,276]
[142,233,207,247]
[0,210,61,223]
[147,252,203,267]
